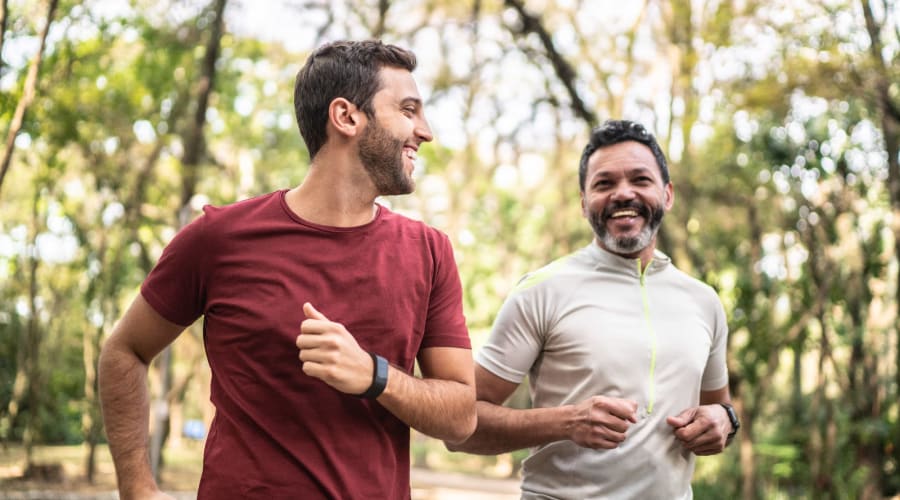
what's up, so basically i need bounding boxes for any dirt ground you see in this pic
[0,445,520,500]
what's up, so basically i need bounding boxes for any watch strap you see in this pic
[719,402,740,444]
[357,352,388,399]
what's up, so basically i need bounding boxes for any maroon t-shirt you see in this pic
[141,190,470,499]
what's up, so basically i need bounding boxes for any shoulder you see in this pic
[377,205,452,246]
[510,247,592,296]
[665,264,723,307]
[199,190,284,228]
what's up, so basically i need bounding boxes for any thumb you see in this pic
[666,408,695,428]
[303,302,328,321]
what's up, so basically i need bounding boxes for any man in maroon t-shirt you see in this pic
[98,40,476,500]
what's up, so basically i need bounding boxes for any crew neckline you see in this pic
[278,189,384,233]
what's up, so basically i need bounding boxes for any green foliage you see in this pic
[0,0,898,497]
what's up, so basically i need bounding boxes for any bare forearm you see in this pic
[448,401,573,455]
[377,366,476,444]
[98,342,157,498]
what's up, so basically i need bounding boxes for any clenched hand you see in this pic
[568,396,638,449]
[295,302,374,395]
[666,405,730,455]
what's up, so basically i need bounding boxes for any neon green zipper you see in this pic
[638,259,657,414]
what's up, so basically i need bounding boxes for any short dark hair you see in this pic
[578,120,670,191]
[293,40,417,159]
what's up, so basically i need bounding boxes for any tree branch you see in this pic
[503,0,597,127]
[0,0,59,199]
[0,0,9,77]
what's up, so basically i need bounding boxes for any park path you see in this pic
[0,468,521,500]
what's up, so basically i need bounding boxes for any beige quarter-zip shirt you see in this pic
[477,243,729,500]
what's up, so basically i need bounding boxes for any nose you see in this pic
[415,115,434,144]
[610,182,636,201]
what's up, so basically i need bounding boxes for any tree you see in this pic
[0,0,58,197]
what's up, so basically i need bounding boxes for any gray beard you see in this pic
[589,203,664,255]
[598,222,656,254]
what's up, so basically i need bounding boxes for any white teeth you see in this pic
[611,209,638,218]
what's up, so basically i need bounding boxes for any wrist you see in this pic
[357,352,388,399]
[562,403,581,441]
[719,402,740,445]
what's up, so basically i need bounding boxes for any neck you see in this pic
[285,150,380,227]
[595,239,657,270]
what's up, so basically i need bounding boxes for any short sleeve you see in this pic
[700,296,729,391]
[140,213,211,327]
[420,231,471,350]
[475,280,546,384]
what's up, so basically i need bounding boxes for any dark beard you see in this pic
[589,199,665,254]
[358,118,413,196]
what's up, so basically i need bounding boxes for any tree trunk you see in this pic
[0,0,58,198]
[0,0,9,77]
[859,0,900,485]
[81,323,102,483]
[22,189,42,465]
[150,0,228,482]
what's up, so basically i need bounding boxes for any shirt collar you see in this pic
[585,242,671,277]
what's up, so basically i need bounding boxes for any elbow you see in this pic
[443,415,478,453]
[444,439,464,453]
[442,427,473,452]
[442,407,477,448]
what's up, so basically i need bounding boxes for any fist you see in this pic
[295,303,373,395]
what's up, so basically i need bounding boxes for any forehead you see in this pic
[373,66,422,104]
[586,141,661,178]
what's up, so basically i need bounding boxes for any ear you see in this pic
[328,97,364,138]
[663,182,674,210]
[580,191,588,217]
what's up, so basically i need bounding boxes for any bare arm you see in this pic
[447,365,638,455]
[296,303,476,443]
[666,385,734,455]
[377,346,476,444]
[98,294,184,500]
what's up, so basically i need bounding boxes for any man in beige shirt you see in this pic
[449,120,738,499]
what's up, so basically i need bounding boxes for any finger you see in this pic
[605,399,638,423]
[597,415,632,433]
[685,439,721,455]
[592,439,625,450]
[666,415,689,428]
[296,330,327,348]
[681,429,718,450]
[668,407,696,428]
[673,421,705,442]
[303,302,328,321]
[300,359,327,379]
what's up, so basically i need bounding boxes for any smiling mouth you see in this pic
[610,209,639,219]
[403,146,418,161]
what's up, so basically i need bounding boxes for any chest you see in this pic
[202,230,434,369]
[543,277,713,380]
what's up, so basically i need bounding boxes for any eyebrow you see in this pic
[592,166,655,177]
[400,97,423,108]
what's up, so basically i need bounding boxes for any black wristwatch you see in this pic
[719,403,740,445]
[357,352,389,399]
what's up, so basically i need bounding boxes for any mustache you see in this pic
[601,200,651,221]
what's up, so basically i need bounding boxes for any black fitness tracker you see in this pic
[358,352,388,399]
[719,402,740,445]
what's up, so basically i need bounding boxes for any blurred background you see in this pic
[0,0,898,498]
